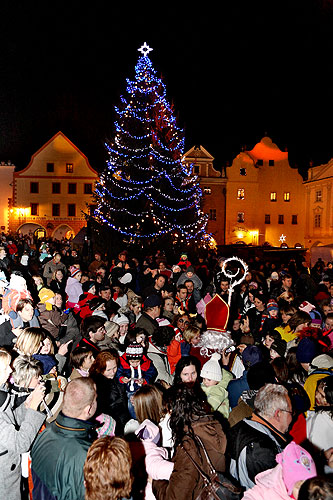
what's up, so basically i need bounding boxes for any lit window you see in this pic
[30,203,39,216]
[237,212,245,223]
[68,204,76,217]
[240,168,246,176]
[315,190,322,202]
[203,187,212,194]
[270,192,277,202]
[292,215,298,225]
[269,160,275,166]
[284,192,290,202]
[68,183,77,194]
[209,209,216,221]
[46,162,54,172]
[30,182,39,194]
[314,214,321,228]
[265,214,271,224]
[237,188,245,200]
[66,163,73,173]
[278,214,284,224]
[84,183,93,194]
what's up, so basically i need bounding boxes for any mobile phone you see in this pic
[225,345,236,354]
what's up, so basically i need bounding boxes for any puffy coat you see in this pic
[153,415,226,500]
[117,353,157,392]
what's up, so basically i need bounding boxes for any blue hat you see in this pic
[33,354,57,374]
[143,295,162,308]
[242,345,263,369]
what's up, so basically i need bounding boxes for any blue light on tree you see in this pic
[93,43,208,244]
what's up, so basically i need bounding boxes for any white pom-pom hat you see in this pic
[200,352,222,382]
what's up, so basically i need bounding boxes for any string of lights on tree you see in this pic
[93,42,208,244]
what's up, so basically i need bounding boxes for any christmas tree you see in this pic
[93,43,208,246]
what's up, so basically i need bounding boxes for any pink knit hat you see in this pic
[276,442,317,495]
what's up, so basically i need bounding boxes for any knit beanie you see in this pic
[33,354,57,374]
[200,353,222,382]
[270,338,287,357]
[126,342,143,360]
[71,268,81,278]
[276,442,316,495]
[82,280,96,293]
[113,313,129,326]
[242,345,263,369]
[39,288,55,311]
[296,337,319,363]
[267,299,279,313]
[104,321,120,339]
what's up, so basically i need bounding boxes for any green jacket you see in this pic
[31,412,96,500]
[201,379,230,418]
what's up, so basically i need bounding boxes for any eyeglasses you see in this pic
[279,408,293,415]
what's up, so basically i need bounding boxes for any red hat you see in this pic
[204,294,229,332]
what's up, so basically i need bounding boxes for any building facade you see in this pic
[225,136,306,247]
[183,145,227,246]
[304,159,333,247]
[9,132,98,240]
[0,161,15,233]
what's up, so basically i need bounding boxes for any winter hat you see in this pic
[143,295,162,309]
[104,321,120,338]
[267,299,279,313]
[242,345,263,369]
[126,342,143,360]
[296,337,319,364]
[82,280,96,293]
[200,353,222,382]
[113,313,129,326]
[39,288,55,311]
[95,413,116,438]
[71,268,81,278]
[271,272,279,280]
[270,338,287,357]
[309,354,333,372]
[276,442,316,495]
[33,354,57,374]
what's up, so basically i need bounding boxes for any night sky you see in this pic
[1,1,333,176]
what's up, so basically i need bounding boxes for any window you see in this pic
[265,214,271,224]
[237,212,245,223]
[240,168,247,176]
[203,187,211,194]
[237,188,245,200]
[269,160,275,166]
[30,182,39,193]
[68,183,77,194]
[68,204,76,217]
[66,163,73,173]
[84,183,93,194]
[52,183,61,194]
[292,215,298,225]
[52,204,60,217]
[278,214,284,224]
[193,165,200,174]
[284,192,290,202]
[257,159,263,166]
[209,209,216,221]
[30,203,39,216]
[46,162,54,172]
[270,192,277,202]
[315,190,322,202]
[314,214,321,228]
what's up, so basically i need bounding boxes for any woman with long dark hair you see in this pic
[89,349,130,434]
[152,383,227,500]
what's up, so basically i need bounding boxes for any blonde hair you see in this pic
[183,325,201,344]
[12,355,42,388]
[0,348,11,385]
[15,327,45,355]
[127,295,142,308]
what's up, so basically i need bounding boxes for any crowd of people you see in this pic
[0,232,333,500]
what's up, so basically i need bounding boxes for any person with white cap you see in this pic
[200,353,230,418]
